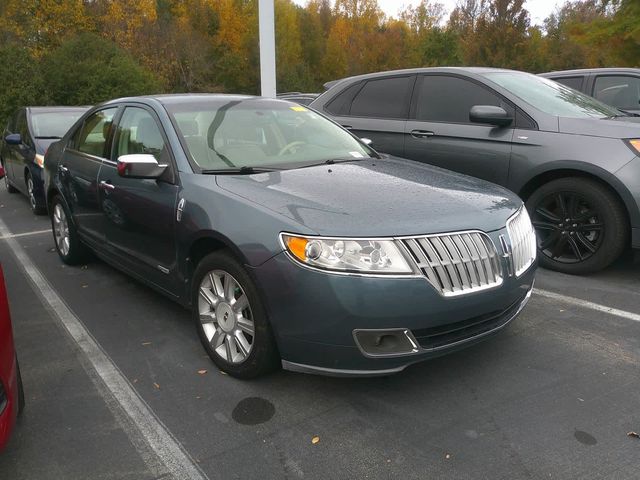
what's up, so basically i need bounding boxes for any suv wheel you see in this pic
[526,177,627,274]
[192,251,279,378]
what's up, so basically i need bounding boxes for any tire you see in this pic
[26,171,46,215]
[526,177,627,274]
[192,251,279,379]
[16,357,24,415]
[4,168,18,193]
[50,195,89,265]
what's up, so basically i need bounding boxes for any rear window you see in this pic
[349,76,414,119]
[550,76,584,91]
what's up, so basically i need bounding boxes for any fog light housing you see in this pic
[353,329,420,357]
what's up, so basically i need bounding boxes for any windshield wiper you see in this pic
[200,166,281,175]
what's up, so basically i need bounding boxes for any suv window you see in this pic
[75,108,118,158]
[416,75,514,124]
[349,76,414,119]
[552,76,584,91]
[324,82,363,116]
[594,75,640,111]
[113,107,167,163]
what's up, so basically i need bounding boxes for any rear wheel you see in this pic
[50,196,88,265]
[526,177,627,274]
[192,251,279,378]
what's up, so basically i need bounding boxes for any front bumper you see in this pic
[252,228,536,376]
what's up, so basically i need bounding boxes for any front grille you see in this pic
[506,207,537,277]
[401,231,502,296]
[412,292,526,350]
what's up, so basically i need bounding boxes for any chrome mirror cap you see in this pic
[117,154,167,179]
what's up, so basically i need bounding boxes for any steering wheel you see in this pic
[278,141,306,156]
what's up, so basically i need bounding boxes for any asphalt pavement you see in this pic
[0,186,639,479]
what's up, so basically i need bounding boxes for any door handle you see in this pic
[59,164,69,173]
[410,130,435,139]
[99,180,115,191]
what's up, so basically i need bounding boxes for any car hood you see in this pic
[559,116,640,138]
[215,157,522,237]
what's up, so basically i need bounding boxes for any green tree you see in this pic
[41,33,160,105]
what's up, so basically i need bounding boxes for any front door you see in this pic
[59,107,118,245]
[97,105,179,294]
[404,75,515,186]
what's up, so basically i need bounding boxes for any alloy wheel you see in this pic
[198,270,255,364]
[27,176,36,210]
[52,203,70,256]
[531,191,603,264]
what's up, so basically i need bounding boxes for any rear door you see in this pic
[322,75,415,157]
[97,105,179,294]
[59,107,118,246]
[591,74,640,114]
[404,74,515,186]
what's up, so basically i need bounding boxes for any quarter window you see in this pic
[416,76,514,124]
[349,76,414,119]
[75,108,118,158]
[594,75,640,111]
[114,107,167,163]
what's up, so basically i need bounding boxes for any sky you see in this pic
[291,0,562,25]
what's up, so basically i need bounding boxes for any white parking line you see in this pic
[534,288,640,323]
[0,217,208,480]
[0,228,51,240]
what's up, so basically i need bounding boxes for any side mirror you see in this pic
[469,106,513,127]
[117,154,167,179]
[5,133,22,145]
[360,138,373,146]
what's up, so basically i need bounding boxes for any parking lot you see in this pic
[0,185,639,479]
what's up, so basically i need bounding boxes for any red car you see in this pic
[0,264,23,451]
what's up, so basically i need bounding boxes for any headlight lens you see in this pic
[281,234,414,275]
[35,153,45,168]
[624,139,640,155]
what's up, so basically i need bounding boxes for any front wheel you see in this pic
[50,196,89,265]
[26,172,46,215]
[192,251,279,379]
[526,177,628,274]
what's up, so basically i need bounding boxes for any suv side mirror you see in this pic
[5,133,22,145]
[117,154,167,179]
[469,106,513,127]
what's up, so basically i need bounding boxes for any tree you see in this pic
[41,33,160,105]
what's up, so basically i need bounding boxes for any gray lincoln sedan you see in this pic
[44,95,536,378]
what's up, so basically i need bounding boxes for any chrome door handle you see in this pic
[59,165,69,173]
[410,130,435,139]
[99,180,115,191]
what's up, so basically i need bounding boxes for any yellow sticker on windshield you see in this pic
[290,106,308,112]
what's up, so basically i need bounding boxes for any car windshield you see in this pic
[30,110,86,138]
[483,72,622,118]
[164,98,373,171]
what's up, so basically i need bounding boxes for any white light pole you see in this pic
[258,0,277,97]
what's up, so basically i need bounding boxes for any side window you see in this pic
[349,76,414,119]
[324,82,363,116]
[416,75,514,124]
[75,108,118,158]
[113,107,167,163]
[594,75,640,111]
[552,76,584,91]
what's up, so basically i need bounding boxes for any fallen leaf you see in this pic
[81,285,88,288]
[133,378,138,384]
[153,382,160,390]
[628,431,640,439]
[311,436,320,444]
[445,454,451,459]
[141,342,152,346]
[197,369,207,375]
[219,370,227,375]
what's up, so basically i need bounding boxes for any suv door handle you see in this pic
[99,180,115,191]
[410,130,435,139]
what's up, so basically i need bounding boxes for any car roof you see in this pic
[101,93,258,106]
[25,106,91,114]
[540,67,640,77]
[322,67,519,90]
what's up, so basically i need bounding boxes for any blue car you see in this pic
[43,95,536,378]
[2,106,88,214]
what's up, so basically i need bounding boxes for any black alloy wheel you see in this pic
[526,177,627,275]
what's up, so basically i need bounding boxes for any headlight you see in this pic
[624,139,640,155]
[281,234,415,275]
[35,154,45,168]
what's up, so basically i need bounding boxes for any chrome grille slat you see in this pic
[402,231,503,297]
[506,207,537,277]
